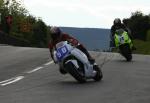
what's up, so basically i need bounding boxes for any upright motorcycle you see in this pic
[114,29,133,61]
[53,41,103,83]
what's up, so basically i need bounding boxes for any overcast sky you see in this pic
[23,0,150,29]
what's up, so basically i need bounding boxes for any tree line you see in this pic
[123,11,150,41]
[0,0,50,47]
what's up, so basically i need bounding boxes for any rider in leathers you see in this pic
[110,18,135,50]
[48,26,98,74]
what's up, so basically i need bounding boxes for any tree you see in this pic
[0,0,49,47]
[123,11,150,40]
[32,19,47,47]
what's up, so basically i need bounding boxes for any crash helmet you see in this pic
[50,26,62,40]
[113,18,121,25]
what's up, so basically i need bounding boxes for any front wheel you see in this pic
[126,54,132,61]
[65,62,86,83]
[119,44,132,61]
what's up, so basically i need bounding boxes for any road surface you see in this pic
[0,45,150,103]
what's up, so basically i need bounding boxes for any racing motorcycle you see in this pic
[53,41,103,83]
[114,29,133,61]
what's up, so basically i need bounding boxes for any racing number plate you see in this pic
[56,45,69,61]
[119,35,125,44]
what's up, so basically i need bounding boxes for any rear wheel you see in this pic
[65,62,86,83]
[93,65,103,81]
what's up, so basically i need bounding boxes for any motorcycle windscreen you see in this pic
[56,45,69,61]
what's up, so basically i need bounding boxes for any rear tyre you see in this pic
[65,62,86,83]
[93,65,103,81]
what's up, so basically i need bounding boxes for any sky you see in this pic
[23,0,150,29]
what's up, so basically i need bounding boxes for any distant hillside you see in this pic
[60,27,110,51]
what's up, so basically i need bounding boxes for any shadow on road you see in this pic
[113,59,135,63]
[58,80,104,87]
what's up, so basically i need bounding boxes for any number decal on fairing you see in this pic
[56,45,69,61]
[61,47,67,54]
[119,36,125,44]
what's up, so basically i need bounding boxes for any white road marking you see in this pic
[0,60,54,86]
[0,76,24,86]
[0,78,14,84]
[26,67,43,74]
[25,61,53,74]
[44,61,54,66]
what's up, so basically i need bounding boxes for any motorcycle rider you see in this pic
[110,18,135,49]
[48,26,98,74]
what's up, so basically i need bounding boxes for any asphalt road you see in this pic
[0,45,150,103]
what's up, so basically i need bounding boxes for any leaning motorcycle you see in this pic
[114,29,133,61]
[53,41,103,83]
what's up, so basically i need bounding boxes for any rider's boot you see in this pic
[88,57,101,73]
[88,56,98,65]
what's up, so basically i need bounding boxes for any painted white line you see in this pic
[26,67,43,74]
[1,76,24,86]
[25,61,53,74]
[44,61,53,66]
[0,78,14,84]
[0,61,54,86]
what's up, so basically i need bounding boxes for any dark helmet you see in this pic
[50,26,62,40]
[113,18,121,25]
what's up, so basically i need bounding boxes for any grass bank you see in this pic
[133,39,150,55]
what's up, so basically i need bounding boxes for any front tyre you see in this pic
[119,44,132,62]
[65,62,86,83]
[126,54,132,61]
